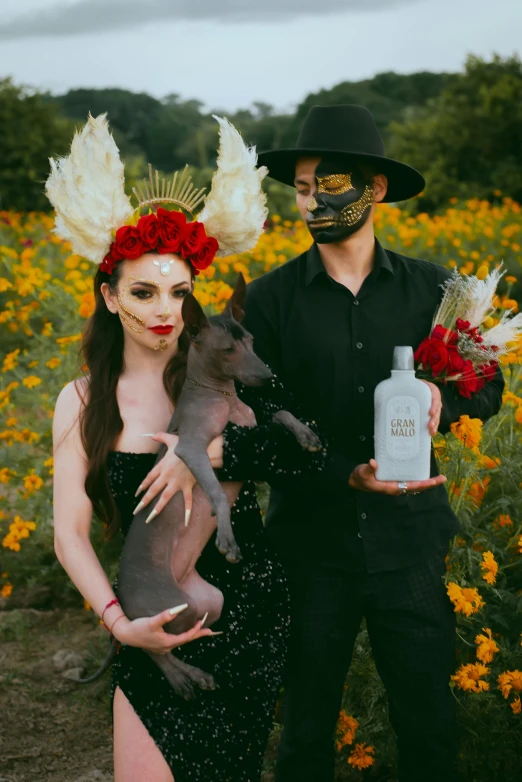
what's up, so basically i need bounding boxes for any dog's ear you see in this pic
[224,273,246,322]
[182,293,210,340]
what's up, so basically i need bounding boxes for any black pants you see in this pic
[275,555,458,782]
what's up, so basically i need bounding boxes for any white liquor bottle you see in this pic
[374,346,431,481]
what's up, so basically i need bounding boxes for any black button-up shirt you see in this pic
[238,239,504,573]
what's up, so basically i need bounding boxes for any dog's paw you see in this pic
[295,426,322,452]
[215,529,242,564]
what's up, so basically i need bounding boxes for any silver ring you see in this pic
[397,481,408,495]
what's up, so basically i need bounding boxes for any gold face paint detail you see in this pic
[154,339,169,351]
[309,185,374,228]
[123,278,163,304]
[307,195,319,213]
[316,173,355,196]
[117,293,146,333]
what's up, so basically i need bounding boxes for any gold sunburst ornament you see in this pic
[132,164,207,216]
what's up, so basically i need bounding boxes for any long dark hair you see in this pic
[78,262,191,540]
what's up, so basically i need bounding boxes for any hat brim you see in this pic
[257,148,425,203]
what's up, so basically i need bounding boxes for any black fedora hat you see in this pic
[257,104,425,203]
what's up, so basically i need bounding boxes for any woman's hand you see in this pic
[112,605,216,654]
[349,458,447,495]
[134,432,225,524]
[133,433,195,524]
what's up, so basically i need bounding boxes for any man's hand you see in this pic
[349,459,447,495]
[420,379,442,436]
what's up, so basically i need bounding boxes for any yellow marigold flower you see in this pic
[78,291,95,318]
[335,711,359,751]
[475,628,500,664]
[27,360,38,369]
[511,696,521,715]
[515,407,522,425]
[498,670,522,699]
[22,375,42,388]
[1,582,13,598]
[23,471,43,492]
[452,663,490,693]
[0,277,12,293]
[41,321,53,336]
[503,390,522,406]
[0,467,13,484]
[46,357,61,370]
[64,255,80,269]
[502,297,519,312]
[2,348,20,372]
[450,415,482,452]
[518,536,522,554]
[478,455,501,470]
[480,551,498,586]
[5,417,17,427]
[447,582,485,616]
[44,456,54,475]
[505,275,517,284]
[348,743,375,770]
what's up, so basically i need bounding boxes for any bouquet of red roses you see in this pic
[415,266,522,398]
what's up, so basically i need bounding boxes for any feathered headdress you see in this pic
[45,113,268,275]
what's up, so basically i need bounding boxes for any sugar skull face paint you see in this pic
[302,158,374,244]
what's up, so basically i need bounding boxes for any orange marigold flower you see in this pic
[494,514,513,528]
[335,711,359,751]
[515,407,522,425]
[498,671,522,699]
[469,477,490,507]
[46,357,61,370]
[511,697,521,715]
[23,471,43,492]
[348,743,375,770]
[0,582,13,598]
[475,628,500,664]
[451,663,490,693]
[480,551,498,586]
[450,415,483,453]
[447,582,485,616]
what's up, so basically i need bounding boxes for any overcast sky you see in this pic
[1,0,520,111]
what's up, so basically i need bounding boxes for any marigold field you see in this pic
[1,200,522,780]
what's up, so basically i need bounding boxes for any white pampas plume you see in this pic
[198,116,268,257]
[45,113,134,264]
[482,311,522,352]
[461,266,504,327]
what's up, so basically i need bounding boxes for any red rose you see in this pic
[432,324,458,346]
[190,237,219,272]
[157,207,187,254]
[113,225,145,260]
[478,361,498,383]
[414,336,449,377]
[456,361,481,398]
[446,346,466,376]
[181,221,207,259]
[138,213,160,250]
[100,250,118,274]
[456,318,471,332]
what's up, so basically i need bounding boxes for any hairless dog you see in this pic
[77,274,321,698]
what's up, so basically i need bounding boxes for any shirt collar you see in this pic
[304,237,394,287]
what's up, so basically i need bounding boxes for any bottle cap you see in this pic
[392,346,414,371]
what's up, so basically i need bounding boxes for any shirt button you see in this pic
[359,435,366,441]
[353,299,359,306]
[356,342,363,349]
[358,386,364,393]
[361,513,367,520]
[357,532,363,539]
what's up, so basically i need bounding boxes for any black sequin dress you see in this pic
[107,379,326,782]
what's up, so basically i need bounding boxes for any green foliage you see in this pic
[389,54,522,210]
[0,79,75,212]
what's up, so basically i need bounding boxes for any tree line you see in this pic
[1,54,521,214]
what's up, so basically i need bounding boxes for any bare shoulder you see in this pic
[53,377,89,445]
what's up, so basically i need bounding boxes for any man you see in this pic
[240,105,504,782]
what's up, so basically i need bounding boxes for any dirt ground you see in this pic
[0,608,388,782]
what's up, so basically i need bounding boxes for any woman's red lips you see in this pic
[149,325,174,335]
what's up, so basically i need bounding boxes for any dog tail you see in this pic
[74,636,120,684]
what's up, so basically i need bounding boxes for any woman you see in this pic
[50,115,324,781]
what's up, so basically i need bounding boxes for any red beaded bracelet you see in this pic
[101,598,120,624]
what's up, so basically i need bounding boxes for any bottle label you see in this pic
[386,396,420,460]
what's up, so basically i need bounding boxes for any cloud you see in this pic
[0,0,423,40]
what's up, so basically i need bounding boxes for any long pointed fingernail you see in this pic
[169,603,188,615]
[200,611,209,628]
[134,484,143,498]
[145,508,158,524]
[185,508,191,527]
[133,501,145,515]
[208,631,224,636]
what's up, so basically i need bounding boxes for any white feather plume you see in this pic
[45,113,134,264]
[482,311,522,351]
[198,116,268,257]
